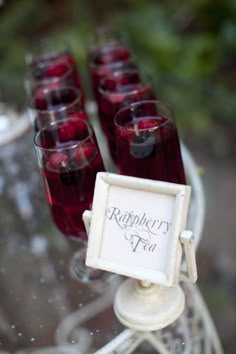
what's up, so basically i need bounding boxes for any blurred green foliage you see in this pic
[0,0,236,134]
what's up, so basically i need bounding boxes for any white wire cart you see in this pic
[2,106,224,354]
[50,135,224,353]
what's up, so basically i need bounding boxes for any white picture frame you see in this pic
[85,172,191,287]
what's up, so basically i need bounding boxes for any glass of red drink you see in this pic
[26,61,76,97]
[34,118,106,283]
[29,86,88,131]
[34,117,105,239]
[114,100,186,184]
[26,44,86,103]
[88,41,134,101]
[98,69,155,163]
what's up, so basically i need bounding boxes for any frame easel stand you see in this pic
[83,205,197,354]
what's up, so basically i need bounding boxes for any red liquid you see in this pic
[31,51,86,104]
[89,43,133,100]
[33,87,88,131]
[41,149,104,239]
[98,71,155,162]
[37,120,105,240]
[116,117,186,184]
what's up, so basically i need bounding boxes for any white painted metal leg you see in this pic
[93,329,138,354]
[55,277,121,349]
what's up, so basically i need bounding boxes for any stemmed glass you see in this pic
[97,69,155,162]
[34,118,107,284]
[114,100,186,184]
[29,86,88,131]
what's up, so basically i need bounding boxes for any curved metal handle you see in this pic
[82,210,92,236]
[179,230,198,283]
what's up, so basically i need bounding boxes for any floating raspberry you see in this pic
[46,63,67,78]
[109,93,125,105]
[58,122,78,142]
[119,128,135,141]
[48,152,69,170]
[73,119,89,140]
[70,111,89,121]
[75,144,96,165]
[138,119,159,130]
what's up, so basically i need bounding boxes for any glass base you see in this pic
[69,247,117,294]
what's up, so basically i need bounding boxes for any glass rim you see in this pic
[31,49,69,64]
[30,60,73,83]
[29,86,82,114]
[34,117,93,152]
[88,39,119,56]
[26,50,68,66]
[98,69,153,97]
[25,38,71,65]
[114,99,174,131]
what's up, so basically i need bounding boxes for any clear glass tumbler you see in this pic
[114,100,186,184]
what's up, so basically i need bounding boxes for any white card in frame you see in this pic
[85,172,191,287]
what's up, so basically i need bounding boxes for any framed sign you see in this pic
[85,172,191,287]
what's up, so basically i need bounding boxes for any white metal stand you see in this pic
[93,283,225,354]
[113,229,197,332]
[47,282,225,354]
[114,280,185,332]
